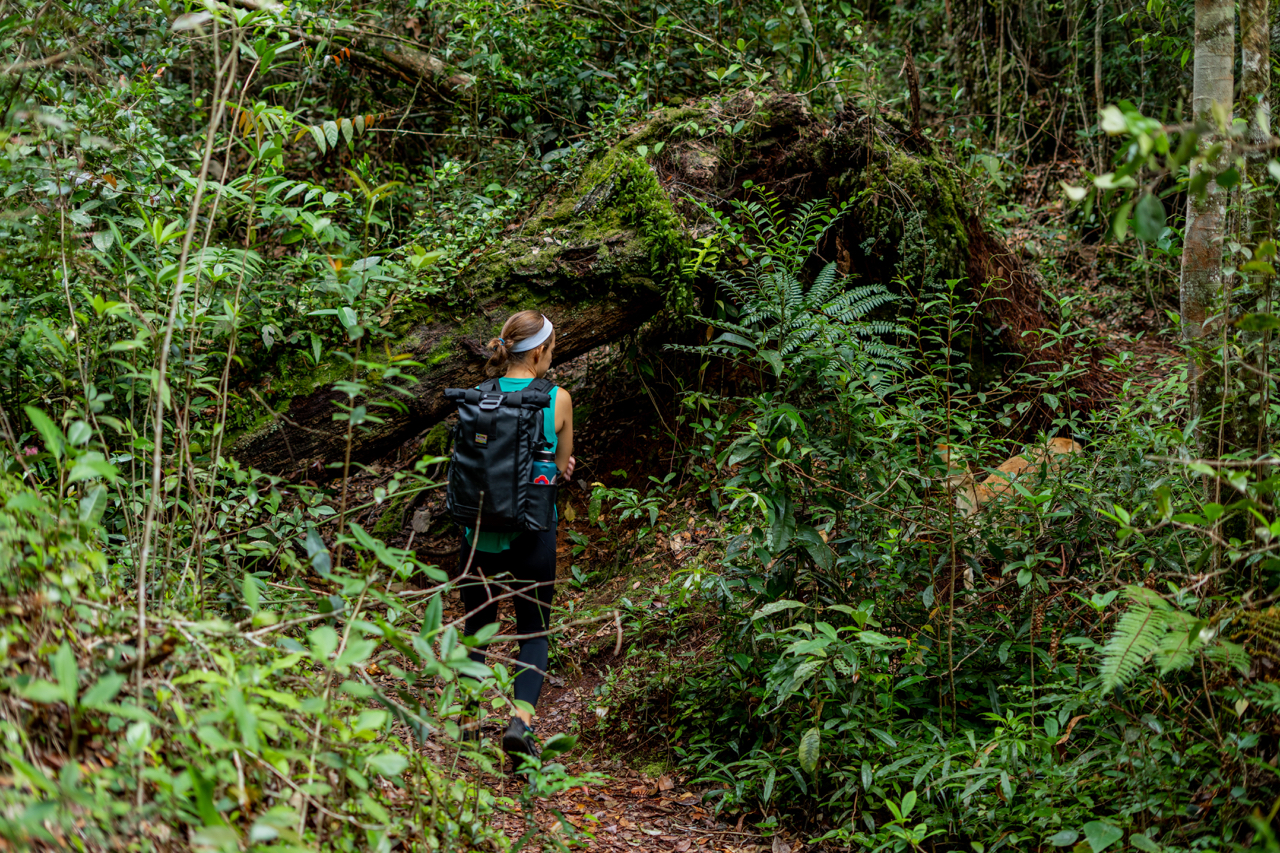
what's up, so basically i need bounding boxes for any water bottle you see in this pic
[532,449,557,485]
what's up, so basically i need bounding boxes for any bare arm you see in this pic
[554,387,574,478]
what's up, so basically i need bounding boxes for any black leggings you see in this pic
[458,530,557,710]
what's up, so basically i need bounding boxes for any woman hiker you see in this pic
[458,309,575,766]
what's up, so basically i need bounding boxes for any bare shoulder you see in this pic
[556,386,573,409]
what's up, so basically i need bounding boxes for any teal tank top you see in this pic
[463,377,558,553]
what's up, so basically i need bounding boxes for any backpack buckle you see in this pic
[478,393,503,410]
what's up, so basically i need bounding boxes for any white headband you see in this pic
[510,315,554,353]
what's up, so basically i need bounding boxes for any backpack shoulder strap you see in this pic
[478,377,503,393]
[525,377,556,449]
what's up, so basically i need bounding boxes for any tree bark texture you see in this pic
[1093,0,1105,171]
[231,91,1110,478]
[1240,0,1272,459]
[1241,0,1271,145]
[1179,0,1233,382]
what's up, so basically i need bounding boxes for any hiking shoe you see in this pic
[502,717,539,767]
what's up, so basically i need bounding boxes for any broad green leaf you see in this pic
[92,230,114,252]
[196,725,234,751]
[1048,830,1079,847]
[53,642,78,705]
[1099,105,1127,134]
[1134,193,1165,241]
[309,124,326,153]
[79,484,108,523]
[341,117,354,145]
[243,573,260,612]
[900,790,917,818]
[1129,833,1162,853]
[366,751,407,777]
[1061,182,1088,202]
[335,638,376,669]
[323,120,339,148]
[1083,821,1124,853]
[868,727,897,747]
[541,732,576,760]
[857,630,895,646]
[66,420,91,446]
[81,673,126,707]
[422,593,443,634]
[68,453,119,483]
[310,625,339,660]
[228,687,260,751]
[190,765,226,826]
[752,599,804,620]
[798,726,821,774]
[16,679,65,703]
[354,709,389,733]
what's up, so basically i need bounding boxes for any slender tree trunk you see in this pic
[1241,0,1272,459]
[1093,0,1106,172]
[1180,0,1234,427]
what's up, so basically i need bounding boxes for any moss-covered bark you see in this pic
[232,89,1095,477]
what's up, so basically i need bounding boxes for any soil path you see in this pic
[416,530,768,853]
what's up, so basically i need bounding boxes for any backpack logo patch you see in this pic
[474,433,488,446]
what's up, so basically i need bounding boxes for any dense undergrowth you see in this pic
[578,194,1280,853]
[4,0,1280,851]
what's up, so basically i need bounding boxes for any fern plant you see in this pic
[1099,585,1250,690]
[672,188,904,387]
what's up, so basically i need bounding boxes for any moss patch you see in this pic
[462,140,690,308]
[372,490,412,539]
[826,139,970,282]
[420,420,452,457]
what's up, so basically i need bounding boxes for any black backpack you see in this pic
[443,377,558,533]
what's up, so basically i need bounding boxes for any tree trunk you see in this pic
[1241,0,1272,460]
[230,91,1111,478]
[1093,0,1106,173]
[1180,0,1234,427]
[1242,0,1271,185]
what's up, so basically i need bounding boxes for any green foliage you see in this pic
[3,0,1279,849]
[585,188,1280,853]
[676,189,902,381]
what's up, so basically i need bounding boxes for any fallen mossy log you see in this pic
[232,90,1107,478]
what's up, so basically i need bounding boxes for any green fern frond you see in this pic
[1205,640,1252,675]
[1154,626,1200,675]
[1100,602,1168,691]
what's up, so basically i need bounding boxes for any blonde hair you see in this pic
[486,310,556,376]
